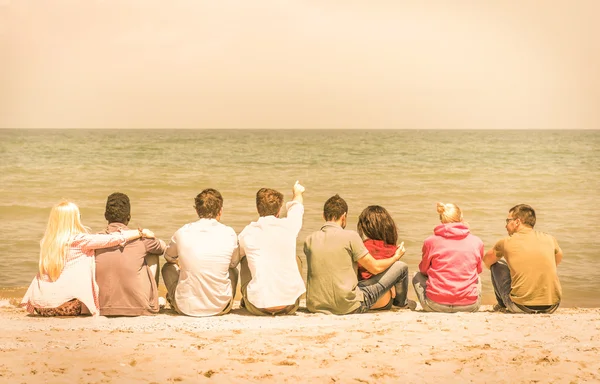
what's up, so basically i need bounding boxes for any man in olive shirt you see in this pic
[483,204,563,314]
[303,194,412,315]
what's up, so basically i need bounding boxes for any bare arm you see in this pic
[358,242,405,275]
[483,248,500,269]
[555,248,563,266]
[163,235,179,264]
[230,244,242,269]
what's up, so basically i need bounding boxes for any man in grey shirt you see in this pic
[303,194,413,315]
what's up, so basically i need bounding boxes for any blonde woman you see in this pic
[21,201,155,316]
[412,202,483,313]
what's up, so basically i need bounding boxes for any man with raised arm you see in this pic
[238,181,306,316]
[162,188,240,317]
[303,194,414,315]
[95,192,167,316]
[483,204,563,314]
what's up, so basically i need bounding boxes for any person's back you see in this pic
[484,204,562,313]
[304,195,411,315]
[162,188,239,317]
[168,219,238,315]
[413,202,483,312]
[304,222,364,314]
[496,227,561,306]
[238,181,306,316]
[95,193,166,316]
[21,200,153,317]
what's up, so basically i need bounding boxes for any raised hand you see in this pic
[394,241,406,260]
[293,180,305,196]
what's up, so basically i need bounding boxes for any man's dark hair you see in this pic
[323,194,348,221]
[357,205,398,245]
[105,192,131,224]
[509,204,536,227]
[256,188,284,217]
[195,189,223,219]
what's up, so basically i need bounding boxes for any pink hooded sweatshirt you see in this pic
[419,222,483,305]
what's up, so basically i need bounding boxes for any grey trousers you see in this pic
[161,262,239,316]
[490,260,559,314]
[355,260,410,313]
[412,272,481,313]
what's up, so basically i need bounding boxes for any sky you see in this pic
[1,1,598,129]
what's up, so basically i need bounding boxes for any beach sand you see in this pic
[0,298,598,384]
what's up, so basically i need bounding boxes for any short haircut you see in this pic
[357,205,398,245]
[194,189,223,219]
[509,204,536,227]
[323,194,348,221]
[256,188,284,217]
[104,192,131,224]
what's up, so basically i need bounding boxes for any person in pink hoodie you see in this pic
[413,202,483,313]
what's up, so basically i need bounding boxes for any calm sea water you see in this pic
[0,129,598,307]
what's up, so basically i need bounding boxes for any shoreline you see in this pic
[1,302,599,383]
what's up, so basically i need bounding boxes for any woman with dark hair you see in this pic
[357,205,407,310]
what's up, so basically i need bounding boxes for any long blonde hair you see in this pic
[436,202,463,224]
[39,201,88,281]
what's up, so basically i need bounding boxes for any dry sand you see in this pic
[0,299,599,384]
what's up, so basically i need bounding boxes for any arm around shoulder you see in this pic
[358,244,405,275]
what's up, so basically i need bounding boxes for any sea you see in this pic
[0,129,598,307]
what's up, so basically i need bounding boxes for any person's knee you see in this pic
[412,272,425,285]
[161,263,179,285]
[392,260,409,276]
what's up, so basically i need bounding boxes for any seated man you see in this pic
[303,194,413,315]
[238,181,306,316]
[483,204,563,314]
[162,188,239,317]
[95,192,166,316]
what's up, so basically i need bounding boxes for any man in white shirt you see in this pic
[238,181,306,316]
[162,188,239,317]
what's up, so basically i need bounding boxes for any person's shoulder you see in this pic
[238,222,256,238]
[467,233,484,244]
[533,229,558,241]
[217,223,237,236]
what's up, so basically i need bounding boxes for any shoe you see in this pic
[492,304,507,312]
[239,298,246,309]
[158,297,167,309]
[395,299,417,311]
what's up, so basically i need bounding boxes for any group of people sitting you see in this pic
[21,181,563,317]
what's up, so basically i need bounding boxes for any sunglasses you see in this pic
[505,218,517,224]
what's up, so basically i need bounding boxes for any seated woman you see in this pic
[21,201,154,317]
[357,205,407,310]
[413,202,483,313]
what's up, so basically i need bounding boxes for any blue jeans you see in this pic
[490,260,559,314]
[412,272,481,313]
[355,261,409,313]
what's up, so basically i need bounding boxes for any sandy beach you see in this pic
[1,298,598,384]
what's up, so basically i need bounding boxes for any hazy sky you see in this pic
[1,1,598,129]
